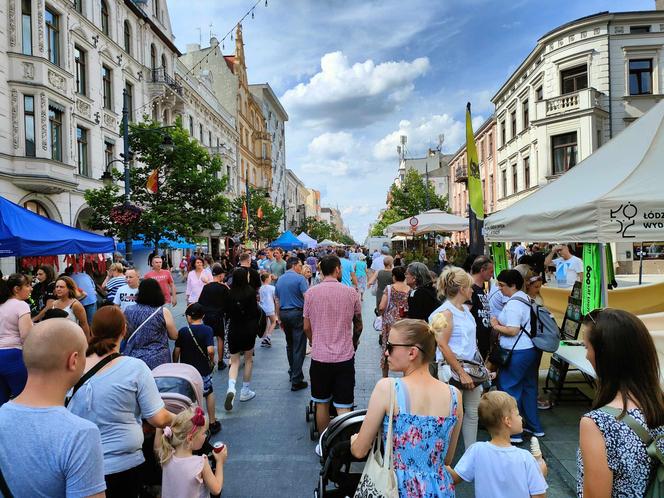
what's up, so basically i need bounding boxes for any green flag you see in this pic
[466,103,485,256]
[582,243,602,315]
[491,242,509,277]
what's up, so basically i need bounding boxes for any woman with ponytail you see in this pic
[67,305,174,497]
[351,318,463,497]
[157,407,227,498]
[0,273,33,405]
[430,266,484,448]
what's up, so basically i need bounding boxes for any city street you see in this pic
[170,281,580,498]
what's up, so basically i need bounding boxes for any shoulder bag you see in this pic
[187,326,214,372]
[450,353,491,387]
[355,378,399,498]
[65,352,121,407]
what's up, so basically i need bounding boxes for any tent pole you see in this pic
[638,242,644,285]
[599,242,609,307]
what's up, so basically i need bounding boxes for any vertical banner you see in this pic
[582,243,602,315]
[491,242,509,277]
[466,103,485,256]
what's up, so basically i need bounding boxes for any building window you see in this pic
[208,130,212,145]
[629,59,653,95]
[522,99,529,129]
[510,110,517,138]
[163,109,169,124]
[153,0,160,20]
[21,0,32,55]
[489,174,494,205]
[24,95,35,157]
[500,120,506,146]
[100,0,109,36]
[45,7,59,65]
[104,141,114,167]
[102,65,112,110]
[512,164,518,194]
[24,201,49,218]
[73,0,83,13]
[501,170,507,198]
[488,133,493,155]
[123,21,131,54]
[124,82,134,122]
[630,25,651,34]
[561,65,588,94]
[150,44,157,70]
[74,46,86,95]
[536,86,543,101]
[551,132,577,175]
[48,106,63,161]
[524,156,530,189]
[189,116,194,135]
[199,124,203,142]
[161,54,167,73]
[76,126,89,176]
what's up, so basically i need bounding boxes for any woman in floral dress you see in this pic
[378,266,410,377]
[351,317,463,497]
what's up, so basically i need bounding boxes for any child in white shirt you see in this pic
[447,391,548,498]
[258,273,277,347]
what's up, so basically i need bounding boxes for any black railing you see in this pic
[149,68,183,96]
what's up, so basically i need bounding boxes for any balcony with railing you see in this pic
[149,68,183,96]
[537,87,605,119]
[455,165,468,183]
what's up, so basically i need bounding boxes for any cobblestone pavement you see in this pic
[172,280,580,497]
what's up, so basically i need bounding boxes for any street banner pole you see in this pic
[466,103,485,256]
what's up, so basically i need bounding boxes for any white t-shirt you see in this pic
[514,244,526,262]
[429,301,477,361]
[454,442,547,498]
[259,284,276,314]
[488,284,508,317]
[498,290,534,350]
[439,248,447,262]
[553,255,584,288]
[113,284,139,312]
[370,254,385,271]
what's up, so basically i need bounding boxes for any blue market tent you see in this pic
[0,196,115,257]
[116,237,196,251]
[268,231,305,250]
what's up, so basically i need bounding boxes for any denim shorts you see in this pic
[202,373,213,397]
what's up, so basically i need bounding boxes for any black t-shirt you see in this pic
[470,283,492,359]
[407,283,441,321]
[175,324,214,376]
[31,281,56,315]
[198,282,228,315]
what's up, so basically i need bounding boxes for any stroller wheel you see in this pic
[305,404,311,422]
[309,418,317,441]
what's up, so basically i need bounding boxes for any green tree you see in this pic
[300,216,334,241]
[370,168,449,236]
[221,187,283,244]
[84,117,228,249]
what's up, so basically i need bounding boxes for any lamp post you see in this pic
[101,88,175,266]
[425,160,430,210]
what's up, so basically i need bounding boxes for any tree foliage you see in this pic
[370,168,449,236]
[221,187,283,243]
[300,217,355,245]
[84,117,228,249]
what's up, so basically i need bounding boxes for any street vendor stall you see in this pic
[386,209,468,236]
[268,231,305,251]
[297,232,318,249]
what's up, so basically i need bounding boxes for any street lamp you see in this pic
[100,88,177,266]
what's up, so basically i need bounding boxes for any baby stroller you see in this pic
[314,409,368,498]
[306,400,357,441]
[141,363,216,497]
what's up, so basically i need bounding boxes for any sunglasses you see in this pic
[385,341,425,355]
[586,307,609,325]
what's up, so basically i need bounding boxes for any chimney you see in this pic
[210,36,219,48]
[657,0,664,10]
[185,43,201,53]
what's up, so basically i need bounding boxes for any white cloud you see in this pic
[307,132,355,159]
[281,52,430,129]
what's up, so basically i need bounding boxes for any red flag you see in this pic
[257,206,264,219]
[146,169,159,193]
[241,201,248,219]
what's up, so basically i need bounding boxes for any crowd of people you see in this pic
[0,240,662,497]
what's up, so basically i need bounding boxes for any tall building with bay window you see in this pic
[491,7,664,267]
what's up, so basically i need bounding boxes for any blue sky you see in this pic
[168,0,654,241]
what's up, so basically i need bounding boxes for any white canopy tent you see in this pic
[387,209,469,236]
[297,232,318,249]
[318,239,340,247]
[484,98,664,243]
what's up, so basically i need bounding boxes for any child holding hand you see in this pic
[157,406,227,498]
[447,391,548,498]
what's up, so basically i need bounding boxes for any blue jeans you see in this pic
[0,348,28,405]
[497,347,543,434]
[84,303,97,326]
[280,308,307,385]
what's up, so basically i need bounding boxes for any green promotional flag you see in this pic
[466,103,485,256]
[606,244,617,289]
[582,243,602,315]
[491,242,509,277]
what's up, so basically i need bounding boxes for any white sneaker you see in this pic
[315,443,322,457]
[224,388,235,411]
[239,388,256,402]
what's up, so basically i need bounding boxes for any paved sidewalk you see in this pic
[171,280,580,497]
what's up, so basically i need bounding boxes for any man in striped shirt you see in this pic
[304,255,363,438]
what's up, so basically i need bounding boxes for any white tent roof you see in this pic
[297,232,317,249]
[484,99,664,243]
[318,239,339,247]
[387,209,468,236]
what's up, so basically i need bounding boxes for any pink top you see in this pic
[162,455,209,498]
[186,270,210,303]
[304,277,361,363]
[0,298,31,349]
[144,270,174,302]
